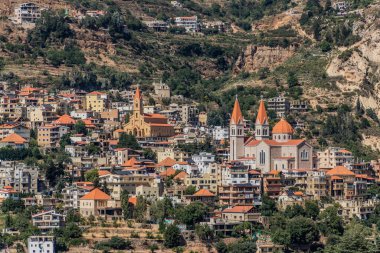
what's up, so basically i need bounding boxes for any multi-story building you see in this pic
[62,182,94,209]
[263,170,283,197]
[306,170,328,200]
[144,20,169,31]
[317,147,355,169]
[79,188,122,219]
[0,96,24,120]
[267,96,290,117]
[326,166,356,200]
[99,170,162,200]
[0,123,30,140]
[192,152,215,174]
[290,100,308,112]
[154,81,171,98]
[37,124,68,148]
[338,198,379,220]
[32,210,65,233]
[85,91,108,112]
[28,236,55,253]
[174,16,199,32]
[212,126,229,141]
[219,183,261,206]
[181,104,199,125]
[0,162,40,193]
[13,3,42,25]
[28,105,57,128]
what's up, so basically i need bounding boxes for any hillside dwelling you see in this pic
[32,210,65,233]
[28,236,55,253]
[174,16,199,32]
[13,3,42,25]
[171,1,183,8]
[144,20,169,32]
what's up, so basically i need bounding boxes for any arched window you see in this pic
[259,150,265,165]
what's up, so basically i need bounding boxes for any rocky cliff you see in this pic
[233,45,297,74]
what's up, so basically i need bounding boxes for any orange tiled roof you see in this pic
[87,91,105,95]
[129,196,137,205]
[174,171,188,180]
[268,170,280,175]
[230,97,243,124]
[294,191,303,196]
[331,175,343,180]
[80,188,111,200]
[0,133,27,144]
[98,170,111,176]
[160,167,176,177]
[256,99,268,124]
[144,113,168,119]
[326,166,355,176]
[55,114,76,125]
[223,205,254,213]
[157,157,177,167]
[272,118,294,134]
[122,157,137,167]
[193,189,215,197]
[245,139,304,147]
[135,87,142,99]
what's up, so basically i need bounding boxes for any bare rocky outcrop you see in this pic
[233,45,297,74]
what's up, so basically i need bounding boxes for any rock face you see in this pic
[326,4,380,114]
[234,45,296,74]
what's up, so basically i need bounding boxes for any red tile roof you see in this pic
[223,205,254,213]
[157,157,177,167]
[0,133,27,144]
[326,166,355,176]
[54,114,76,125]
[256,99,268,124]
[272,118,294,134]
[193,189,215,197]
[80,188,111,200]
[174,171,188,180]
[230,97,243,124]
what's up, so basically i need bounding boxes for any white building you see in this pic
[28,236,55,253]
[192,152,215,174]
[212,126,229,141]
[174,16,199,32]
[32,210,65,233]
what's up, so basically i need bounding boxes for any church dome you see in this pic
[272,118,294,134]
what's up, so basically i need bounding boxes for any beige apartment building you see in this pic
[85,91,108,112]
[37,124,68,148]
[317,147,354,169]
[306,170,328,200]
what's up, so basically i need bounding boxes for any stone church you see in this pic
[230,97,313,173]
[123,87,174,139]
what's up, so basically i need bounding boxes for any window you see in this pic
[301,150,309,160]
[259,150,265,165]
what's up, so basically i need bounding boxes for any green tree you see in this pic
[86,143,101,155]
[183,185,197,195]
[164,224,182,248]
[195,224,214,243]
[117,133,140,149]
[134,196,148,222]
[74,120,87,135]
[318,206,344,236]
[150,197,174,223]
[177,202,208,229]
[260,194,277,216]
[227,239,257,253]
[84,169,99,186]
[325,223,374,253]
[304,200,320,220]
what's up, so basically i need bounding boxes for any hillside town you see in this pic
[0,0,379,253]
[0,81,379,252]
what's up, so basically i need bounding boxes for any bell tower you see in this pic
[230,96,245,160]
[255,99,269,140]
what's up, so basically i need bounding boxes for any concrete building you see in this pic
[37,124,68,148]
[153,82,170,98]
[85,91,108,112]
[317,147,355,169]
[13,3,42,25]
[0,162,40,193]
[174,16,199,32]
[32,210,65,233]
[267,96,289,117]
[192,152,215,174]
[63,182,94,209]
[28,236,55,253]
